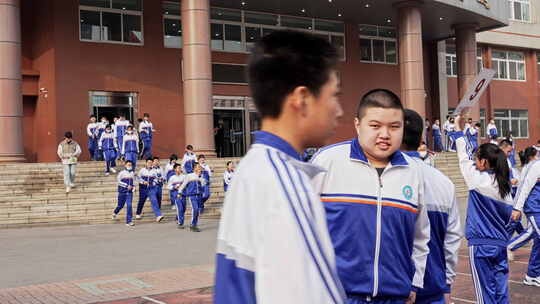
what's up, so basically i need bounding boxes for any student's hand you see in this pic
[511,178,518,185]
[128,186,133,191]
[406,291,416,304]
[511,210,522,221]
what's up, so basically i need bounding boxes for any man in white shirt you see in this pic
[214,30,346,303]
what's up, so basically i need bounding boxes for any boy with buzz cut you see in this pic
[214,30,346,303]
[112,160,136,227]
[401,109,462,304]
[311,89,430,304]
[176,162,206,232]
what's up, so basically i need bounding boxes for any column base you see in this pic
[0,153,26,163]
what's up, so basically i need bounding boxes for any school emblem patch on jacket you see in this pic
[402,185,413,200]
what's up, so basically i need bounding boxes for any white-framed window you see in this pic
[445,45,484,76]
[358,25,397,64]
[79,0,143,45]
[492,50,526,81]
[162,2,346,60]
[212,63,248,85]
[494,109,529,138]
[509,0,530,22]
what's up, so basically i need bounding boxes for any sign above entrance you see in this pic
[453,68,495,116]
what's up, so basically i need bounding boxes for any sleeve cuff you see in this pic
[411,286,420,293]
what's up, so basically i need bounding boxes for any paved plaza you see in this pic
[1,204,540,303]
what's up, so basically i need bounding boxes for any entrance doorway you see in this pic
[213,96,260,157]
[89,91,137,124]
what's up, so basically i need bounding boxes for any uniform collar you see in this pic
[403,151,421,159]
[254,131,302,161]
[349,137,408,166]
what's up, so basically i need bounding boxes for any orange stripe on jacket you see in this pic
[321,198,418,214]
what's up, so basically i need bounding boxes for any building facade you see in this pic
[4,0,536,163]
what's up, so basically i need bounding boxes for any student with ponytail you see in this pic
[454,115,515,304]
[507,146,540,287]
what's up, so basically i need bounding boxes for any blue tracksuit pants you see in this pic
[172,191,186,225]
[141,138,152,159]
[88,137,97,160]
[469,245,509,304]
[187,195,201,227]
[136,186,162,217]
[114,191,133,223]
[156,186,163,209]
[347,296,407,304]
[433,135,442,152]
[116,137,123,159]
[509,215,540,278]
[103,149,116,173]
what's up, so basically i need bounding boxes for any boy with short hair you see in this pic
[198,154,212,213]
[115,114,129,160]
[214,30,345,303]
[182,145,197,174]
[98,124,118,176]
[152,157,165,209]
[135,158,163,222]
[94,116,108,160]
[87,115,98,160]
[139,113,155,159]
[167,163,185,228]
[176,162,206,232]
[311,89,430,304]
[122,125,139,170]
[112,160,136,226]
[165,154,179,209]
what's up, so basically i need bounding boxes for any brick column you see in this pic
[397,0,426,118]
[181,0,215,155]
[455,23,479,121]
[0,0,24,162]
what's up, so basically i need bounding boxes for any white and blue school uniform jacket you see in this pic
[87,122,98,139]
[215,131,346,304]
[139,121,153,140]
[115,120,129,139]
[182,152,197,174]
[310,138,431,299]
[94,121,107,140]
[117,169,135,193]
[432,124,442,137]
[404,151,462,298]
[152,166,165,187]
[122,133,139,154]
[455,132,513,246]
[138,168,155,189]
[513,160,540,215]
[167,174,185,197]
[165,162,177,181]
[487,124,498,139]
[223,170,233,192]
[177,173,206,196]
[98,131,117,151]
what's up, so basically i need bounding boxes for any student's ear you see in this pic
[289,86,310,116]
[354,117,361,137]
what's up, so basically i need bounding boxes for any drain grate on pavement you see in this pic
[77,277,153,296]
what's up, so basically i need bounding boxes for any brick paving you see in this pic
[2,244,539,304]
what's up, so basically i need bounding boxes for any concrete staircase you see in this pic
[433,152,468,200]
[0,158,239,228]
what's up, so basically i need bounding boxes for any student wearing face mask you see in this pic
[168,163,185,228]
[57,132,82,193]
[198,154,212,214]
[139,113,156,159]
[122,125,139,170]
[112,160,136,226]
[311,89,430,304]
[94,117,108,161]
[182,145,197,174]
[455,115,514,304]
[152,157,165,209]
[99,125,118,176]
[87,115,98,160]
[135,158,163,222]
[165,154,179,210]
[176,162,207,232]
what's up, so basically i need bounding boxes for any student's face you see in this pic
[199,158,205,164]
[435,120,440,125]
[153,159,160,167]
[106,128,111,133]
[475,157,488,171]
[302,71,343,147]
[194,165,202,175]
[146,160,153,168]
[127,128,133,133]
[175,166,182,174]
[125,164,133,171]
[354,107,403,164]
[90,117,96,123]
[227,163,234,170]
[144,116,149,121]
[501,146,512,157]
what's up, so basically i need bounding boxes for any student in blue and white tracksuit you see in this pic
[115,115,129,159]
[168,163,186,228]
[454,115,514,304]
[182,145,197,174]
[487,120,498,144]
[122,126,139,170]
[135,158,163,222]
[165,154,179,209]
[432,119,443,152]
[176,162,206,232]
[139,113,155,159]
[466,122,481,153]
[98,125,118,175]
[402,109,462,304]
[87,115,98,160]
[508,151,540,287]
[311,89,430,304]
[215,30,346,304]
[446,118,456,152]
[198,154,212,214]
[94,117,108,160]
[112,160,136,226]
[223,161,234,192]
[152,157,165,209]
[500,139,521,198]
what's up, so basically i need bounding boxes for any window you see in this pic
[212,64,248,84]
[492,50,526,81]
[494,109,529,138]
[359,25,397,64]
[509,0,530,22]
[161,3,346,60]
[79,0,143,45]
[445,45,484,76]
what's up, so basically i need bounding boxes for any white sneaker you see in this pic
[507,249,514,261]
[171,205,176,210]
[105,172,110,176]
[126,222,134,227]
[70,183,76,188]
[135,214,142,220]
[111,213,117,220]
[156,215,164,222]
[66,186,71,193]
[111,168,117,173]
[524,275,540,287]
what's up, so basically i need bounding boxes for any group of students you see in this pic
[110,145,236,231]
[213,30,540,304]
[430,116,489,153]
[86,113,156,175]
